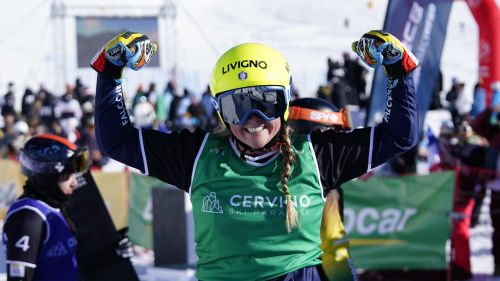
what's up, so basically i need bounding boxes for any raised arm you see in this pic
[90,32,157,173]
[94,74,145,172]
[353,30,419,168]
[91,32,206,190]
[371,72,418,168]
[313,30,419,187]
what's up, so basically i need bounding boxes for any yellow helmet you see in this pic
[210,43,292,124]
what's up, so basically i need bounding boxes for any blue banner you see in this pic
[366,0,453,132]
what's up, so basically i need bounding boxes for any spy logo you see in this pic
[54,162,64,172]
[201,192,223,214]
[310,111,338,123]
[238,71,248,81]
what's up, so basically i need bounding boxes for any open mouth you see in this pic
[244,125,265,134]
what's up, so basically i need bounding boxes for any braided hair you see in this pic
[278,124,300,232]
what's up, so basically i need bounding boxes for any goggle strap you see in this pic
[289,106,352,129]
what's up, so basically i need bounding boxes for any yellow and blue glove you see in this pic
[352,30,419,79]
[91,31,157,79]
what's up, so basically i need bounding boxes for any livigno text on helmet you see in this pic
[222,60,268,74]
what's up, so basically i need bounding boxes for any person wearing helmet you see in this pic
[288,97,356,281]
[2,134,90,281]
[288,97,352,134]
[91,30,418,280]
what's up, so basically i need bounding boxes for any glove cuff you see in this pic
[104,64,124,80]
[383,63,405,80]
[384,51,418,79]
[90,49,124,80]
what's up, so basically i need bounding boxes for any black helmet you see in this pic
[19,134,89,178]
[288,97,352,133]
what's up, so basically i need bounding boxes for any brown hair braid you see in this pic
[279,124,300,232]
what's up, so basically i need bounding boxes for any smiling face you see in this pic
[229,115,281,151]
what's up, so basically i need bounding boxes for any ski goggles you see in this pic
[212,86,290,125]
[68,149,90,174]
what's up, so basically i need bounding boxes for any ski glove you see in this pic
[91,31,157,79]
[352,30,419,79]
[115,227,134,259]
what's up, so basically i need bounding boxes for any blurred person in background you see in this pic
[200,85,218,130]
[470,80,487,118]
[342,52,367,109]
[132,100,168,133]
[429,70,444,110]
[2,134,90,281]
[428,121,457,173]
[0,111,17,159]
[55,84,82,143]
[449,120,490,280]
[446,79,470,130]
[489,82,500,125]
[174,88,199,130]
[74,78,85,104]
[9,120,31,158]
[131,84,146,113]
[76,117,109,170]
[79,89,95,130]
[187,94,205,130]
[424,119,484,280]
[35,85,56,130]
[326,57,341,83]
[21,88,37,120]
[161,80,176,129]
[2,82,16,118]
[471,97,500,280]
[153,82,167,127]
[145,82,159,109]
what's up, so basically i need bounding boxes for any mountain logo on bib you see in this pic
[201,192,223,214]
[47,242,68,257]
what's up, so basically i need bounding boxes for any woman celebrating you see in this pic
[91,30,418,281]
